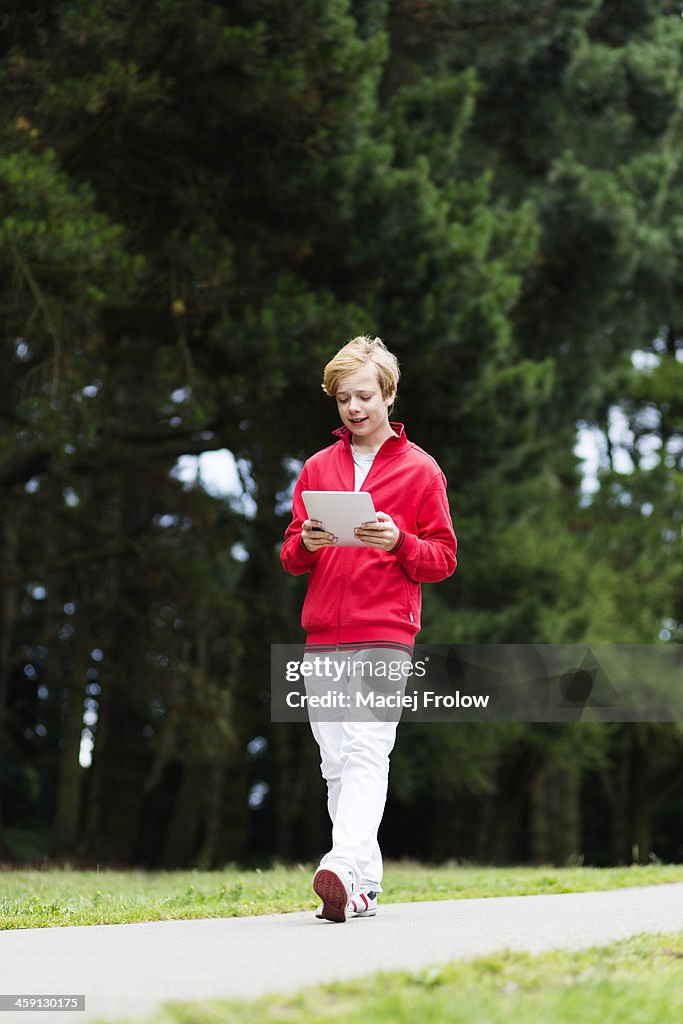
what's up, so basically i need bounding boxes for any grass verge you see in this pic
[98,933,683,1024]
[0,862,681,930]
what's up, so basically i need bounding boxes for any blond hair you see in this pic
[322,335,400,402]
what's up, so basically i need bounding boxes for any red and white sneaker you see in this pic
[348,889,378,918]
[313,864,355,923]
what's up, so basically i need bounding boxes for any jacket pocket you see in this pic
[406,576,420,626]
[402,574,413,621]
[341,559,411,629]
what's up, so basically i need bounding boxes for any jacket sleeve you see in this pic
[391,472,457,583]
[280,464,319,576]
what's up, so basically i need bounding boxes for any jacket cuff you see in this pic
[392,530,419,567]
[389,530,406,554]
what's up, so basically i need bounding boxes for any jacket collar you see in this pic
[332,421,407,455]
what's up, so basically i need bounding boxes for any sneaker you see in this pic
[313,864,354,923]
[348,889,378,918]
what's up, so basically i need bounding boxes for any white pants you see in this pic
[305,647,411,893]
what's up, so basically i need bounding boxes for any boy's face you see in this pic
[335,364,395,445]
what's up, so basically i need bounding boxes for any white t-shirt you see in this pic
[352,446,376,490]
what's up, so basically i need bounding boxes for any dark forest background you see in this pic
[1,0,682,869]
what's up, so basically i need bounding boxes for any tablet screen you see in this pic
[302,491,378,547]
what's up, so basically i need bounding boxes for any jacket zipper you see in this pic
[337,443,354,643]
[337,558,348,645]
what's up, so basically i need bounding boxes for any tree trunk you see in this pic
[53,656,87,856]
[429,791,461,861]
[479,743,543,864]
[0,502,18,850]
[272,723,295,860]
[81,477,150,863]
[530,766,551,864]
[610,727,630,863]
[162,758,205,867]
[628,725,650,864]
[530,759,581,865]
[195,757,224,869]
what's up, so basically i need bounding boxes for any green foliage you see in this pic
[0,0,681,869]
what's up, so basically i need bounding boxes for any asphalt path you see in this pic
[0,882,681,1024]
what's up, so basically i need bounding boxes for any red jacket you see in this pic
[280,423,457,648]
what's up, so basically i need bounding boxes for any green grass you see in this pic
[1,862,682,930]
[97,933,683,1024]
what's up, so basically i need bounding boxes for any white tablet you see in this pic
[302,491,378,547]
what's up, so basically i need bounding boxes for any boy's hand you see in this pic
[354,511,400,551]
[301,519,337,552]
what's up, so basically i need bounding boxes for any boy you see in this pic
[280,336,457,921]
